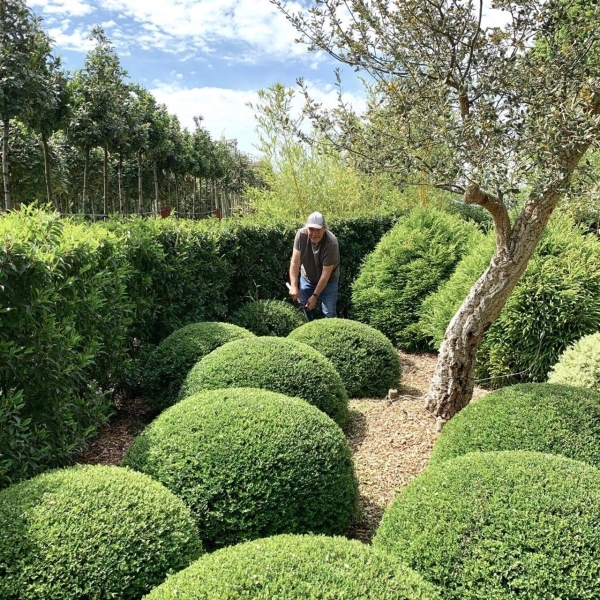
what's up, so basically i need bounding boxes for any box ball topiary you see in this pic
[288,318,401,398]
[0,464,203,600]
[143,534,442,600]
[548,332,600,392]
[142,321,255,411]
[429,383,600,469]
[178,336,349,426]
[373,451,600,600]
[230,299,307,336]
[122,388,358,549]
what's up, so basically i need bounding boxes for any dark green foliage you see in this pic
[548,332,600,391]
[351,208,482,349]
[373,451,600,600]
[123,388,358,549]
[179,337,349,425]
[142,322,254,411]
[429,383,600,468]
[144,534,442,600]
[288,318,401,398]
[0,464,203,600]
[0,209,132,486]
[230,300,306,337]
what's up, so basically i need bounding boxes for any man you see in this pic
[289,211,340,320]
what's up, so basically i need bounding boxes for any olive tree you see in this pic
[274,0,600,420]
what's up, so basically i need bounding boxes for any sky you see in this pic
[25,0,510,157]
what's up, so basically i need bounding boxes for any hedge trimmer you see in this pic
[286,282,309,321]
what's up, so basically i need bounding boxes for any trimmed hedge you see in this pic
[0,464,202,600]
[143,534,442,600]
[429,383,600,468]
[179,337,349,426]
[548,332,600,392]
[288,318,401,398]
[122,388,358,549]
[351,208,482,349]
[230,299,306,337]
[373,451,600,600]
[142,322,255,411]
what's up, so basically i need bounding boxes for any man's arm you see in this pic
[305,264,334,310]
[289,248,301,301]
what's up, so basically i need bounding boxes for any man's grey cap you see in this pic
[305,211,326,229]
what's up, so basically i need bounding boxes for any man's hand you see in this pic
[288,284,300,302]
[305,294,318,310]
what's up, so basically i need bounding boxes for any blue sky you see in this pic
[25,0,368,156]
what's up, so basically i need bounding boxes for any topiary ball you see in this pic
[142,322,254,411]
[230,299,307,337]
[143,534,442,599]
[0,465,202,600]
[179,336,349,426]
[288,318,401,398]
[373,451,600,600]
[548,332,600,392]
[429,383,600,469]
[123,388,358,550]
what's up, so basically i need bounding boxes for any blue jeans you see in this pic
[300,275,338,321]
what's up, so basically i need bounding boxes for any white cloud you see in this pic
[47,26,95,52]
[29,0,94,17]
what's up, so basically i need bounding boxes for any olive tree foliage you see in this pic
[274,0,600,420]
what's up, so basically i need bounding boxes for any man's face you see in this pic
[308,226,325,244]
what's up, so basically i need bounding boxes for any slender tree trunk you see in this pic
[118,150,123,214]
[103,144,109,214]
[2,118,11,211]
[175,173,179,215]
[153,159,159,213]
[137,152,143,214]
[83,147,89,215]
[41,136,56,210]
[192,176,196,218]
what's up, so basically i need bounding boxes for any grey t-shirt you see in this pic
[294,228,340,284]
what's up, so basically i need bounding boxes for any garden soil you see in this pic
[77,351,488,543]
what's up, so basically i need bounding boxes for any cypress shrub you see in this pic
[123,388,358,549]
[351,208,482,349]
[142,322,255,411]
[547,332,600,392]
[179,337,349,426]
[144,534,442,599]
[0,465,202,600]
[288,318,401,398]
[373,451,600,600]
[230,299,306,336]
[429,383,600,468]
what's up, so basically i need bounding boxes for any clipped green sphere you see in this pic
[0,465,202,600]
[144,534,441,599]
[288,318,401,398]
[429,383,600,468]
[548,332,600,392]
[179,336,349,425]
[142,321,254,411]
[123,388,358,549]
[374,451,600,600]
[230,299,307,336]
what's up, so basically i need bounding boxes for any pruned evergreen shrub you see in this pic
[179,337,349,425]
[123,388,358,549]
[373,451,600,600]
[230,299,306,336]
[548,332,600,392]
[288,318,401,398]
[0,464,203,600]
[351,208,482,349]
[144,534,442,600]
[429,383,600,468]
[142,322,255,411]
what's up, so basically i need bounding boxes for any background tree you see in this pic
[275,0,600,420]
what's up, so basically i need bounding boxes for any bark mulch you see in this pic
[77,350,488,543]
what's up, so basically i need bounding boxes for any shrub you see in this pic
[288,318,401,398]
[179,337,349,425]
[0,464,203,600]
[144,534,442,599]
[429,383,600,468]
[142,322,255,411]
[373,451,600,600]
[230,299,306,336]
[351,208,482,349]
[548,332,600,392]
[123,388,358,549]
